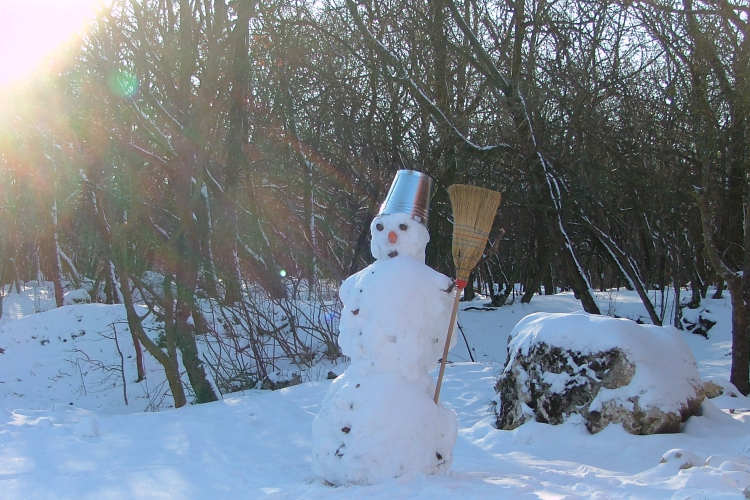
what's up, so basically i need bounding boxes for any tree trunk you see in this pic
[48,200,65,308]
[463,272,476,302]
[120,267,186,407]
[543,268,555,295]
[174,231,218,404]
[522,214,552,303]
[713,279,725,299]
[696,191,749,395]
[118,274,147,384]
[727,275,750,395]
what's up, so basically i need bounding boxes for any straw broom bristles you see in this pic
[434,184,502,404]
[449,184,503,286]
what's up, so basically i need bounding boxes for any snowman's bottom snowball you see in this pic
[311,371,458,485]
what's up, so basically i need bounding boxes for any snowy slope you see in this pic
[0,300,171,414]
[1,287,749,499]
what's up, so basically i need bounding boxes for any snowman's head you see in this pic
[370,212,430,262]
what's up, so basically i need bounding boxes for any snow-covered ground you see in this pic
[2,285,749,499]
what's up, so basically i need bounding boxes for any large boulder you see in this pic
[496,312,704,435]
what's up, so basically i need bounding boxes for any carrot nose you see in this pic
[388,231,397,244]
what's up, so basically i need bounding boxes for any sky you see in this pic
[0,0,106,88]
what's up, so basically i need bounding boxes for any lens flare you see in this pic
[107,69,138,99]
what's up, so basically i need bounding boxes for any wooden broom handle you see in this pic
[434,287,463,404]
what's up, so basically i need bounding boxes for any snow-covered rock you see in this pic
[658,448,706,471]
[701,376,744,400]
[702,379,724,399]
[63,289,91,305]
[682,306,718,338]
[496,312,704,435]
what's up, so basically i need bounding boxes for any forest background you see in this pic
[0,0,747,406]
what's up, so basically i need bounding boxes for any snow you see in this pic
[336,254,455,387]
[2,284,750,498]
[63,289,91,305]
[311,371,457,485]
[0,302,169,413]
[73,416,100,438]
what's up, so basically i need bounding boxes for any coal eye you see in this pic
[399,224,408,231]
[376,223,384,231]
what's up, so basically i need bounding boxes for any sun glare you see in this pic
[0,0,106,88]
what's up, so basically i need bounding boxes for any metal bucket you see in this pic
[377,170,433,225]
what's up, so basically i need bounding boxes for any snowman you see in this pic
[311,170,458,485]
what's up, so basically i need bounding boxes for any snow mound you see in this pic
[74,416,100,438]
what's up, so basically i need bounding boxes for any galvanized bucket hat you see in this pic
[376,170,433,226]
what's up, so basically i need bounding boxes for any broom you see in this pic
[434,184,502,404]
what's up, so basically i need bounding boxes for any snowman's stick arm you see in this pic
[434,286,462,404]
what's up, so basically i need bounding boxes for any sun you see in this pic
[0,0,107,88]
